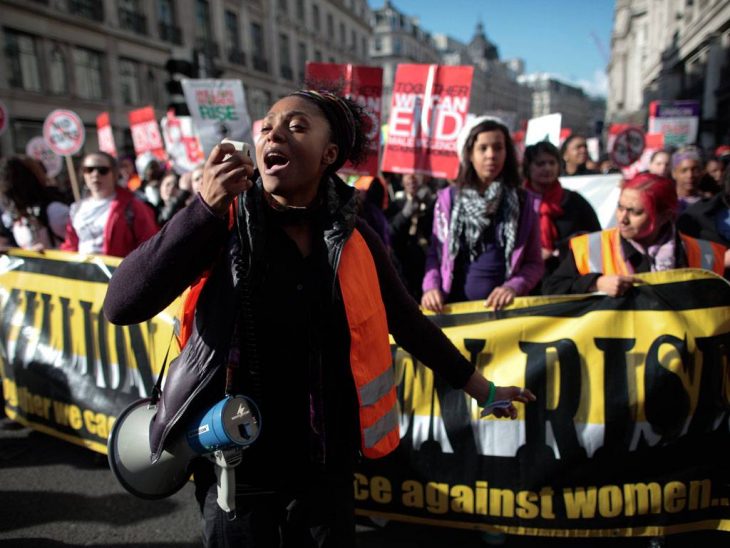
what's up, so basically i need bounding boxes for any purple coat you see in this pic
[422,185,544,297]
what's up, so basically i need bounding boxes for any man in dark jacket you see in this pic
[677,167,730,276]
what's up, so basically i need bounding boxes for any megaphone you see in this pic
[108,394,261,500]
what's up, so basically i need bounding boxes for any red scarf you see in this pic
[525,180,564,251]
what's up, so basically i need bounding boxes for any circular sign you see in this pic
[611,127,645,168]
[25,136,63,178]
[0,99,7,136]
[43,109,85,156]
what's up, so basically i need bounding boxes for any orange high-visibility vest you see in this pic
[337,228,399,459]
[178,226,399,459]
[570,228,726,276]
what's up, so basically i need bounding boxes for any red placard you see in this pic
[381,64,473,179]
[43,109,86,156]
[128,106,167,161]
[96,112,117,158]
[305,62,383,176]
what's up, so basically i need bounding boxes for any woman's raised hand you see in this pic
[199,142,255,217]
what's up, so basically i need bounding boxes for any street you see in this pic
[1,411,727,548]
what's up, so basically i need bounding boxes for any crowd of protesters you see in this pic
[1,120,729,304]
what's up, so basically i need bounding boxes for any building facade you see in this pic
[368,0,441,117]
[607,0,730,147]
[519,73,605,138]
[370,3,532,127]
[0,0,372,158]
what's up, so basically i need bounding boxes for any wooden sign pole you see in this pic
[65,156,81,202]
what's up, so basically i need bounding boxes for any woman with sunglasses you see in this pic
[60,151,158,257]
[104,89,535,548]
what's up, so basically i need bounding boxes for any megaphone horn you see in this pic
[108,395,261,500]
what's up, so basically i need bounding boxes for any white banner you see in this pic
[560,173,623,229]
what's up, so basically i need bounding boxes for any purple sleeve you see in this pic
[357,220,475,389]
[422,190,446,293]
[104,195,229,325]
[503,194,545,295]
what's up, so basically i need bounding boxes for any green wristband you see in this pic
[479,381,496,407]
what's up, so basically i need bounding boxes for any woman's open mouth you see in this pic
[263,151,290,175]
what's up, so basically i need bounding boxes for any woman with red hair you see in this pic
[544,172,727,295]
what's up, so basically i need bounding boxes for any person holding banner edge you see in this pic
[543,172,727,296]
[421,116,544,312]
[104,90,535,548]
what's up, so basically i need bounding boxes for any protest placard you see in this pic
[381,64,473,179]
[648,100,700,147]
[128,106,167,162]
[181,79,252,156]
[160,109,205,174]
[306,62,383,176]
[96,112,117,158]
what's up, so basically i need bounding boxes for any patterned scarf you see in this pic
[448,181,520,276]
[524,179,564,251]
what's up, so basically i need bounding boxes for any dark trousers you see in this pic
[195,468,356,548]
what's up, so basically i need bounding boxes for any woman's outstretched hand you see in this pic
[463,371,536,419]
[488,386,536,419]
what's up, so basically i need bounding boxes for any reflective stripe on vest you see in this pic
[678,233,726,275]
[571,229,629,275]
[571,228,726,276]
[338,228,399,459]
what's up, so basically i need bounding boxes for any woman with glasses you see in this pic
[60,151,158,257]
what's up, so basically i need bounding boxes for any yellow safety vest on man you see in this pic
[570,228,726,276]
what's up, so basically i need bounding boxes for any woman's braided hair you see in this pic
[288,88,371,174]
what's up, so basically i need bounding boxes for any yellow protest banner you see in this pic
[1,249,728,537]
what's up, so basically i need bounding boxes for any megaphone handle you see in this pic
[213,451,237,519]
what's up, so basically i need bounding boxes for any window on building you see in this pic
[119,0,147,34]
[279,33,292,79]
[225,10,243,63]
[296,0,305,20]
[4,29,41,91]
[361,36,367,58]
[297,41,307,82]
[312,4,320,32]
[351,29,356,51]
[195,0,213,44]
[119,58,140,105]
[327,13,334,37]
[157,0,181,44]
[278,0,288,14]
[314,49,322,62]
[72,46,104,100]
[339,22,346,46]
[48,44,68,94]
[67,0,104,21]
[251,22,268,72]
[374,37,381,52]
